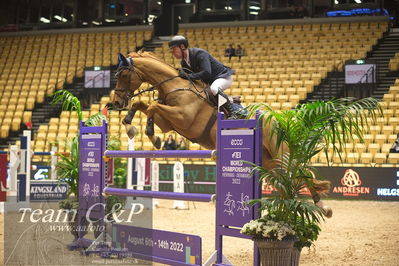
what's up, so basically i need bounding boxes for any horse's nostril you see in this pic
[106,103,114,110]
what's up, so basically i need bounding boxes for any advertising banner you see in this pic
[157,164,399,201]
[84,70,110,88]
[315,167,399,201]
[345,64,376,84]
[30,181,68,201]
[112,224,201,265]
[218,129,255,228]
[80,134,104,218]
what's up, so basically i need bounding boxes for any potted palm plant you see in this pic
[241,97,382,266]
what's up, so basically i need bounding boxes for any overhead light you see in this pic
[125,13,128,16]
[54,15,67,22]
[335,0,339,4]
[157,1,161,5]
[224,6,232,10]
[185,0,191,3]
[82,22,88,25]
[40,17,50,23]
[92,21,101,25]
[249,6,261,10]
[205,8,212,11]
[355,0,362,3]
[249,11,259,15]
[105,18,115,22]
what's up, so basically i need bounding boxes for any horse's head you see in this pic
[108,53,143,110]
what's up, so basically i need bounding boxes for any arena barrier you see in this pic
[74,112,262,266]
[1,130,69,203]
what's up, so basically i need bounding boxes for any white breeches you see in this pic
[210,75,233,95]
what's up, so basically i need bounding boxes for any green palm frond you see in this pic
[56,135,79,196]
[247,97,382,165]
[51,90,83,121]
[85,112,107,127]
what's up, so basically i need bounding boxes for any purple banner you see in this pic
[218,129,255,228]
[112,224,201,265]
[80,134,104,218]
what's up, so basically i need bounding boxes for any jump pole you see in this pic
[104,187,215,202]
[104,150,216,159]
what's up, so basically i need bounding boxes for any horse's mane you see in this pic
[127,50,205,88]
[128,50,177,72]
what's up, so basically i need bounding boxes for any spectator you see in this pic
[235,44,244,61]
[390,134,399,153]
[162,135,176,150]
[224,44,236,62]
[176,137,188,150]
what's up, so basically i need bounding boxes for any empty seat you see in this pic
[359,153,373,164]
[387,153,399,164]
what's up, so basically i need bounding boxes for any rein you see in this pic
[130,75,179,98]
[115,65,209,104]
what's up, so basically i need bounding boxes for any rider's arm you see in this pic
[188,53,211,81]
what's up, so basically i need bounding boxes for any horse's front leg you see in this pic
[122,101,146,139]
[124,101,173,149]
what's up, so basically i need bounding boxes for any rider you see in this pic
[168,35,246,119]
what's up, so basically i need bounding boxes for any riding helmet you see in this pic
[168,35,189,48]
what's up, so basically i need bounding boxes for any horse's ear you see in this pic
[117,53,129,67]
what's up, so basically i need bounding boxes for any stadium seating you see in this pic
[2,20,398,167]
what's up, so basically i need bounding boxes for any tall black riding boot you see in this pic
[216,89,240,119]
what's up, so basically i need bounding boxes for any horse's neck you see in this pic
[136,58,200,96]
[136,58,175,84]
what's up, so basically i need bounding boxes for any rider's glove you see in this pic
[178,69,190,80]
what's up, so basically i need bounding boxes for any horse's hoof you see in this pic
[145,118,155,136]
[125,125,137,139]
[323,206,333,218]
[154,137,161,149]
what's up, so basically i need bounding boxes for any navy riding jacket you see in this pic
[181,48,234,84]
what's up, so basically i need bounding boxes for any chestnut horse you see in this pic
[109,51,332,217]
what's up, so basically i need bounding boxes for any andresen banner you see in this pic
[314,166,399,201]
[158,164,399,201]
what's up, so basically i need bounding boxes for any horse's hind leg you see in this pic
[309,184,333,218]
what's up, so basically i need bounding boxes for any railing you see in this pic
[357,64,376,98]
[359,65,376,84]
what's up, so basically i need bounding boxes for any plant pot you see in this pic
[255,239,295,266]
[291,247,301,266]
